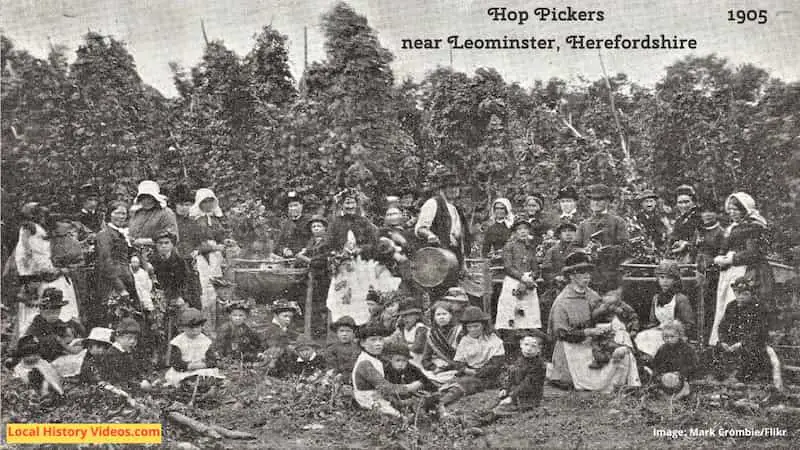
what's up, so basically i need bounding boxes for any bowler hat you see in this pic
[585,184,612,200]
[383,341,411,358]
[179,308,207,327]
[79,183,101,199]
[675,184,696,199]
[307,215,328,231]
[397,297,422,316]
[460,306,490,324]
[225,300,252,314]
[356,322,390,340]
[561,252,595,275]
[115,318,141,335]
[556,186,579,201]
[442,287,469,303]
[555,222,577,235]
[40,288,67,309]
[330,315,357,332]
[285,190,303,206]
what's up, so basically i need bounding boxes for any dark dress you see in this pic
[717,300,771,382]
[94,226,137,327]
[276,215,311,256]
[719,220,775,302]
[103,345,151,388]
[651,341,697,380]
[325,341,361,381]
[502,354,546,408]
[214,322,263,361]
[150,249,201,310]
[23,316,86,362]
[481,221,513,258]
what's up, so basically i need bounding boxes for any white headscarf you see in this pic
[490,198,515,228]
[725,192,767,227]
[189,188,223,225]
[131,180,168,211]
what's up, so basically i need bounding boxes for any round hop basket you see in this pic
[411,247,459,288]
[233,261,308,302]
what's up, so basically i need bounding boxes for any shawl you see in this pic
[426,323,463,362]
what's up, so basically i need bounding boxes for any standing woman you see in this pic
[709,193,774,345]
[522,194,549,249]
[93,201,138,329]
[668,185,700,263]
[188,188,229,330]
[481,198,514,258]
[128,180,179,245]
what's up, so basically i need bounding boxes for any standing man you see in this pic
[415,164,472,269]
[631,189,670,252]
[575,184,629,293]
[276,191,311,259]
[75,183,105,237]
[554,186,584,227]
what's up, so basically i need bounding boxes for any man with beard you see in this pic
[415,165,472,268]
[276,191,311,259]
[631,189,670,252]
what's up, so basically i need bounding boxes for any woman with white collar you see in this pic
[481,197,515,259]
[94,201,138,329]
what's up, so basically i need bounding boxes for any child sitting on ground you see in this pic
[261,299,301,370]
[352,323,423,418]
[649,319,696,398]
[215,300,262,363]
[713,277,774,385]
[325,316,360,382]
[104,318,152,390]
[165,308,224,390]
[274,335,327,378]
[383,342,437,411]
[589,287,639,369]
[130,255,155,312]
[389,297,428,366]
[438,306,506,417]
[78,327,114,384]
[12,335,63,397]
[23,288,85,363]
[493,330,548,415]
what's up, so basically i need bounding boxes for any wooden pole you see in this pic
[304,27,308,71]
[482,260,492,316]
[304,272,314,338]
[696,271,705,344]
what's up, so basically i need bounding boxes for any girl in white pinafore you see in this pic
[495,221,542,335]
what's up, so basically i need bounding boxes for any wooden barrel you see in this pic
[411,247,459,288]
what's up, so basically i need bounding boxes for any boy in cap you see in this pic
[325,316,360,381]
[78,327,114,384]
[296,215,331,336]
[389,297,428,366]
[493,330,549,415]
[383,341,437,411]
[11,335,64,396]
[150,230,201,310]
[104,318,152,389]
[215,300,262,363]
[276,191,311,258]
[541,222,578,284]
[352,323,423,418]
[274,335,326,378]
[23,288,86,362]
[631,190,669,251]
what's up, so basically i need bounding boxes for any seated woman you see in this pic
[634,260,695,358]
[22,288,86,377]
[420,301,464,384]
[438,306,506,416]
[547,252,640,392]
[165,308,225,389]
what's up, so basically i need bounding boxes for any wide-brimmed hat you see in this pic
[654,260,681,279]
[460,306,491,324]
[585,184,612,200]
[442,287,469,303]
[40,288,67,309]
[356,322,391,340]
[555,222,578,235]
[330,315,357,332]
[134,180,167,208]
[731,276,759,293]
[307,215,328,231]
[13,335,41,358]
[636,190,659,202]
[116,317,142,335]
[82,327,114,346]
[397,297,422,316]
[270,299,301,315]
[556,186,579,201]
[179,308,207,327]
[172,183,194,204]
[293,334,320,350]
[562,252,595,275]
[383,341,411,358]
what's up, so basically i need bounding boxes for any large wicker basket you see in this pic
[231,259,308,302]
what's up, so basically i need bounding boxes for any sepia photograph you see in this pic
[1,0,799,448]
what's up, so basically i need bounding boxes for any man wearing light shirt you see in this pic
[415,165,472,268]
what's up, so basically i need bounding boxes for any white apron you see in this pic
[164,333,224,386]
[495,276,541,330]
[351,352,401,417]
[327,257,401,325]
[709,264,747,345]
[550,336,640,392]
[634,296,677,356]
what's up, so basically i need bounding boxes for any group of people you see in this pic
[1,173,786,420]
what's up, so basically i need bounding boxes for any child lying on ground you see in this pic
[325,316,360,382]
[352,323,423,418]
[589,287,639,369]
[649,319,696,399]
[493,330,548,416]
